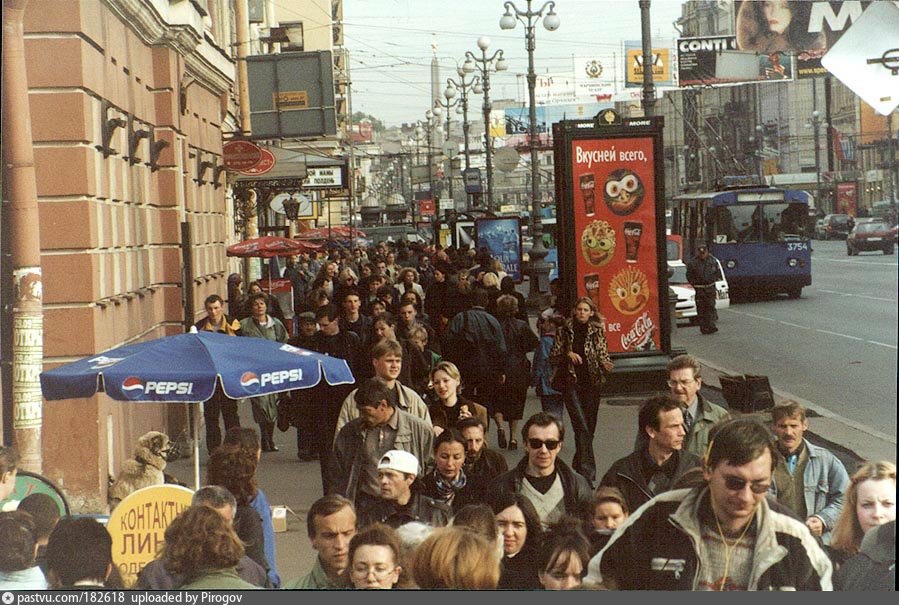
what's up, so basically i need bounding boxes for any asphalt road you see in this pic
[673,238,898,437]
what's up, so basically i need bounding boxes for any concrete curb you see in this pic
[693,355,896,464]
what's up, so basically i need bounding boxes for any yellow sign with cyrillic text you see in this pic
[107,484,194,587]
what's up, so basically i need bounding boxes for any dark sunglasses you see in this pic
[527,438,561,450]
[723,476,771,494]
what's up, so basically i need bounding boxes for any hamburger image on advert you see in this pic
[581,220,616,267]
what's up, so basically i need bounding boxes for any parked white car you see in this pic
[667,259,730,324]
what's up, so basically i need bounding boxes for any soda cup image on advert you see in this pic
[584,274,601,311]
[580,173,596,216]
[623,221,643,263]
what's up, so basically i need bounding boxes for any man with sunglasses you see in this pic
[588,417,833,591]
[491,412,592,527]
[600,396,702,514]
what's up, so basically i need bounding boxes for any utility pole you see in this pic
[2,0,43,470]
[639,0,656,117]
[345,48,357,253]
[235,0,255,279]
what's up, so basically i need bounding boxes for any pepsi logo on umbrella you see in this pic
[240,371,261,394]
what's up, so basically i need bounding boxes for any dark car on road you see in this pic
[816,214,853,240]
[846,221,895,255]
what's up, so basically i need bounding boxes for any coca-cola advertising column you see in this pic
[554,116,667,355]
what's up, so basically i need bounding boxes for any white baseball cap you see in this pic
[377,450,419,476]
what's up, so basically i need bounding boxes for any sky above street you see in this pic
[343,0,687,127]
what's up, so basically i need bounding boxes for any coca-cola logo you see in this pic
[620,311,655,351]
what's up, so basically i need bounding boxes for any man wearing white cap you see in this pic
[357,449,451,530]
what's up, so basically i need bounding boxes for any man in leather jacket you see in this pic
[357,450,451,530]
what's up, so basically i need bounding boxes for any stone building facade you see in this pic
[21,0,234,511]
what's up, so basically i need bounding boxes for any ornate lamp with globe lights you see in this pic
[464,37,507,212]
[500,0,559,308]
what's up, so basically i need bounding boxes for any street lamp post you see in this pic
[464,37,507,212]
[807,110,827,212]
[434,84,461,211]
[500,0,559,308]
[445,68,482,210]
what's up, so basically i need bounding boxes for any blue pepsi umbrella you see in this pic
[40,330,355,487]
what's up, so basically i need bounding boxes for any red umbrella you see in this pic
[226,235,318,258]
[296,226,366,240]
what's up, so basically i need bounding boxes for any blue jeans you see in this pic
[564,384,600,485]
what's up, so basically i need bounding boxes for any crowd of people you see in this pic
[1,239,895,591]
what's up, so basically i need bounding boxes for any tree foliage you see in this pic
[352,112,385,133]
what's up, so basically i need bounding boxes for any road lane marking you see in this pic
[813,257,897,267]
[816,289,896,303]
[779,321,810,329]
[728,309,896,346]
[816,329,864,341]
[729,310,776,322]
[867,340,898,349]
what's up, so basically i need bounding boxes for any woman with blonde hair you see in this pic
[828,460,896,568]
[333,266,359,308]
[410,526,501,589]
[162,506,258,589]
[426,361,489,433]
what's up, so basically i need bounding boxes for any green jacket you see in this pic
[180,568,259,590]
[239,315,289,423]
[684,393,730,458]
[282,558,343,589]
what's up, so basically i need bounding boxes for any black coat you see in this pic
[599,448,702,513]
[492,456,593,521]
[358,492,452,530]
[498,547,542,590]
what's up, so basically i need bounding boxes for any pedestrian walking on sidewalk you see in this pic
[194,294,242,455]
[239,292,289,452]
[769,401,849,546]
[587,417,834,590]
[549,297,614,485]
[495,294,539,451]
[686,244,722,334]
[532,312,565,423]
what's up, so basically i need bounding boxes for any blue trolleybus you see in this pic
[670,187,812,299]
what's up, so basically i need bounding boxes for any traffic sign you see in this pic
[222,140,263,171]
[463,167,482,194]
[494,147,520,172]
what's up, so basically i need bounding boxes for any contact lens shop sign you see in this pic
[552,116,670,356]
[108,485,194,586]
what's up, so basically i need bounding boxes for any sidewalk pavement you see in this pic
[165,290,895,585]
[167,345,895,585]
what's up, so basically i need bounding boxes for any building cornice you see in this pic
[104,0,234,93]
